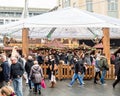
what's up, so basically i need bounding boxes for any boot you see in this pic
[50,82,55,88]
[39,90,41,94]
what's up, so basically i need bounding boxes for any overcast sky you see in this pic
[0,0,58,8]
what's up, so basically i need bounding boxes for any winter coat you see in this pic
[29,64,43,83]
[115,58,120,76]
[25,59,34,75]
[0,61,10,82]
[117,67,120,78]
[98,57,109,71]
[74,61,82,74]
[10,62,24,79]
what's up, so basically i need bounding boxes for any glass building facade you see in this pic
[0,7,49,25]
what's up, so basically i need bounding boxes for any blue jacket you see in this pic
[0,61,10,82]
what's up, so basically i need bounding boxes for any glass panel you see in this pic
[62,0,70,7]
[86,0,93,12]
[108,0,118,11]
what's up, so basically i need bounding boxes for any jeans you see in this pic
[94,71,101,83]
[13,77,23,96]
[28,79,34,89]
[27,74,34,89]
[34,83,41,92]
[70,73,83,85]
[81,73,85,83]
[100,69,107,84]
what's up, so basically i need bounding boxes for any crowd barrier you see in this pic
[41,64,115,80]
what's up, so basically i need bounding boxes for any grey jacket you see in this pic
[29,64,43,83]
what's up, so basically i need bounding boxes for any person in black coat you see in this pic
[10,56,24,96]
[114,54,120,78]
[37,53,44,65]
[25,55,34,90]
[68,58,84,87]
[113,59,120,88]
[0,55,10,88]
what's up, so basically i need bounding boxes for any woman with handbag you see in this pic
[29,60,43,94]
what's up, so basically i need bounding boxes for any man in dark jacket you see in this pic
[68,58,83,87]
[113,59,120,88]
[0,55,10,88]
[37,53,44,65]
[25,55,34,90]
[10,56,24,96]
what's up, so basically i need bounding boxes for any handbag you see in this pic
[40,79,46,89]
[51,73,56,83]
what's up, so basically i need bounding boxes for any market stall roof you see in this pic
[43,39,67,49]
[93,43,103,49]
[3,46,21,50]
[78,42,92,50]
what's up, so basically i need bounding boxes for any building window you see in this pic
[107,0,118,18]
[0,19,4,25]
[33,13,40,16]
[62,0,70,8]
[29,13,33,17]
[15,12,22,17]
[5,19,10,24]
[108,0,118,11]
[86,0,93,12]
[11,19,15,22]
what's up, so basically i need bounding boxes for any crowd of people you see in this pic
[0,46,120,96]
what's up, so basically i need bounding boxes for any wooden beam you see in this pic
[102,28,110,64]
[22,28,29,56]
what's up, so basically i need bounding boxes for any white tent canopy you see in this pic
[2,27,120,40]
[23,7,120,28]
[1,27,102,39]
[0,7,120,39]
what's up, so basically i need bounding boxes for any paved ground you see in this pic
[22,79,120,96]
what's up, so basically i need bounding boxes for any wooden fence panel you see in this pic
[84,65,94,79]
[41,64,115,80]
[41,64,48,78]
[105,65,115,79]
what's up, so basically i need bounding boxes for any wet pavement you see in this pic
[22,79,120,96]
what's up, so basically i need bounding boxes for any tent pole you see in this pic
[102,28,110,64]
[22,28,29,56]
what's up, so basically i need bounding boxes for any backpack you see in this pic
[98,58,109,71]
[97,59,104,70]
[31,67,42,83]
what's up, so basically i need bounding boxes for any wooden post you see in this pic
[22,28,29,56]
[102,28,110,64]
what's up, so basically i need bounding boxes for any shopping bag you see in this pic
[40,79,46,89]
[51,74,56,83]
